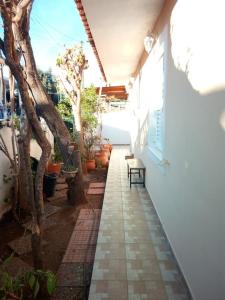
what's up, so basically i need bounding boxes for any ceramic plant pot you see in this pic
[95,152,109,167]
[86,159,96,171]
[47,163,61,175]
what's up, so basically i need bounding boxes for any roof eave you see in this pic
[75,0,107,83]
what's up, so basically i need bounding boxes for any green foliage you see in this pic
[12,115,20,131]
[62,165,78,172]
[56,96,72,120]
[38,69,57,94]
[0,255,57,299]
[81,85,98,129]
[38,69,59,104]
[83,128,100,160]
[52,142,62,163]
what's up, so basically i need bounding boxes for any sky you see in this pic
[1,0,102,86]
[30,0,87,71]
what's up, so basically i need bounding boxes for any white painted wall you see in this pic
[129,14,225,300]
[101,110,131,145]
[0,127,14,217]
[0,123,54,219]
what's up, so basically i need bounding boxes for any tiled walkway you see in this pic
[89,146,191,300]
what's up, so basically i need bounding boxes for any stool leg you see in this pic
[143,169,145,188]
[130,169,132,188]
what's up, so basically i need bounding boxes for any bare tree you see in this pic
[57,45,88,157]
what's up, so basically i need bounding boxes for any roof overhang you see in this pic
[96,85,128,100]
[75,0,165,84]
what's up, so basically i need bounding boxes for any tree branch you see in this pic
[18,0,32,8]
[12,0,33,22]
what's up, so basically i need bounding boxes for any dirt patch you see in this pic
[0,168,107,299]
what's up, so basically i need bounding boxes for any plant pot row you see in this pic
[46,144,113,175]
[86,148,111,171]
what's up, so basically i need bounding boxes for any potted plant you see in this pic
[47,142,62,175]
[102,137,113,152]
[43,173,57,197]
[62,164,78,178]
[83,129,100,171]
[95,151,109,167]
[69,131,79,151]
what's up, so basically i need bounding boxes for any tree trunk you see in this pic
[2,39,51,271]
[12,3,85,204]
[18,114,32,212]
[8,72,20,220]
[18,29,86,203]
[0,61,5,106]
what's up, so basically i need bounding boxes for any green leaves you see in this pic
[0,257,57,299]
[46,271,57,295]
[81,85,98,129]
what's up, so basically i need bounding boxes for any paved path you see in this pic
[89,146,191,300]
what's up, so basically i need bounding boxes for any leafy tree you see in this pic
[57,95,72,120]
[39,69,59,104]
[81,85,98,129]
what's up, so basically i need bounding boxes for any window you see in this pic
[147,31,167,160]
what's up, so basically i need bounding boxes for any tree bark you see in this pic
[0,1,85,211]
[14,17,86,203]
[0,1,51,268]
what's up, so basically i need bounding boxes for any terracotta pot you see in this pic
[95,153,109,167]
[102,143,113,152]
[47,163,61,174]
[100,149,110,159]
[86,159,96,171]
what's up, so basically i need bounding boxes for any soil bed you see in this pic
[0,168,107,299]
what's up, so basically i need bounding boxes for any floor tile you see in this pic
[124,219,149,231]
[89,182,106,188]
[89,280,128,300]
[99,219,124,231]
[97,229,125,243]
[87,188,105,195]
[125,243,156,260]
[89,147,191,299]
[126,259,162,281]
[70,230,98,245]
[128,280,167,300]
[92,259,127,280]
[124,229,152,243]
[95,243,126,259]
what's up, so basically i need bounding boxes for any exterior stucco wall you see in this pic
[129,16,225,300]
[101,110,131,145]
[0,124,54,220]
[0,127,14,218]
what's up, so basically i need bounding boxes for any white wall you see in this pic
[101,110,131,145]
[0,123,54,219]
[0,127,14,218]
[130,16,225,300]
